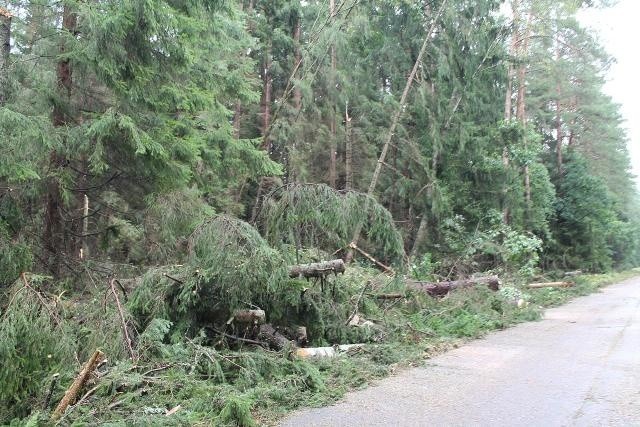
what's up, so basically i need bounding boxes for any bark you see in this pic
[344,101,353,190]
[44,4,78,275]
[257,324,295,350]
[260,45,272,151]
[52,350,104,420]
[109,278,136,361]
[516,9,533,207]
[348,242,394,273]
[328,0,337,188]
[233,101,242,139]
[80,194,89,259]
[556,96,563,175]
[407,276,501,297]
[527,281,573,289]
[502,0,520,224]
[295,344,364,359]
[345,0,448,262]
[409,214,428,260]
[277,325,308,346]
[293,16,302,113]
[0,8,11,106]
[288,259,345,279]
[233,309,266,325]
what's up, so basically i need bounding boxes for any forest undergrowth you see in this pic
[2,257,636,426]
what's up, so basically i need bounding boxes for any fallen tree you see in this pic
[257,324,296,350]
[232,309,266,325]
[294,344,364,359]
[288,259,345,279]
[52,350,104,420]
[407,276,501,297]
[527,281,574,289]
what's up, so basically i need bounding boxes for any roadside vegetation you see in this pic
[2,0,640,425]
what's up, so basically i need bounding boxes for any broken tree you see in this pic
[407,276,501,297]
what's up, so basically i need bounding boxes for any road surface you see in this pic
[281,276,640,426]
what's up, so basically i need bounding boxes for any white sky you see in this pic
[580,0,640,187]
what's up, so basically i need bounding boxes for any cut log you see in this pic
[527,281,573,289]
[51,350,104,420]
[289,259,345,279]
[277,325,308,346]
[257,324,296,351]
[295,344,364,359]
[407,275,501,297]
[233,309,266,325]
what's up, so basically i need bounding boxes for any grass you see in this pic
[3,268,638,426]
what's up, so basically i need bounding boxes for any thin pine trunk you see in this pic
[516,10,533,206]
[409,215,428,260]
[293,17,302,113]
[344,101,352,190]
[328,0,337,188]
[0,8,11,106]
[260,46,272,151]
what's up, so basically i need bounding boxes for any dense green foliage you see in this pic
[1,0,639,424]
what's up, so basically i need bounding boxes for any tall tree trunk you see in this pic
[44,3,77,275]
[556,96,563,174]
[328,0,337,188]
[555,31,563,176]
[233,101,242,139]
[251,43,273,222]
[293,16,302,114]
[409,214,428,260]
[516,8,532,207]
[345,0,448,263]
[260,45,272,151]
[344,101,353,190]
[0,8,11,107]
[502,0,520,224]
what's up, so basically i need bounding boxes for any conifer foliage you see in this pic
[0,0,639,423]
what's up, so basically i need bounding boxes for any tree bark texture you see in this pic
[344,102,353,190]
[289,259,345,279]
[0,8,11,106]
[52,349,104,420]
[407,275,501,297]
[44,4,78,275]
[233,309,266,324]
[257,324,295,350]
[328,0,337,188]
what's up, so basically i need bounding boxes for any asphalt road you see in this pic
[280,277,640,427]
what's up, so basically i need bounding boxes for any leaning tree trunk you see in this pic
[0,7,11,106]
[345,0,448,263]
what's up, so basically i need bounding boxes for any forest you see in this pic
[1,0,639,425]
